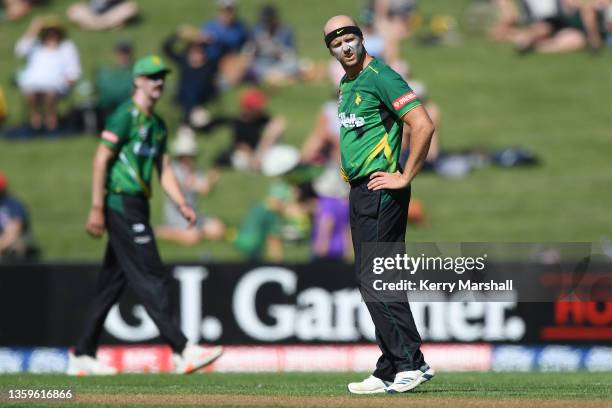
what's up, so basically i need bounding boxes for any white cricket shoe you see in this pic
[173,344,223,374]
[386,364,435,394]
[347,375,392,394]
[66,352,118,376]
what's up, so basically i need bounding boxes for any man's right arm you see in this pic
[85,144,115,238]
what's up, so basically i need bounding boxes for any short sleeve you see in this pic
[3,198,28,224]
[100,106,131,150]
[375,69,421,118]
[61,41,82,82]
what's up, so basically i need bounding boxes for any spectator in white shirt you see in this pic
[15,16,82,131]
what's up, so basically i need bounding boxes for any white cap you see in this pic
[171,127,198,156]
[261,145,300,177]
[408,80,427,99]
[313,165,349,198]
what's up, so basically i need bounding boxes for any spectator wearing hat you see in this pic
[162,26,219,127]
[0,172,37,262]
[203,88,286,172]
[201,0,250,87]
[156,127,225,246]
[67,0,138,31]
[93,40,134,129]
[15,16,82,132]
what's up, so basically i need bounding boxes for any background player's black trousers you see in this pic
[75,195,187,357]
[349,180,425,382]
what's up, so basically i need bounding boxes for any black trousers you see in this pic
[349,179,425,381]
[75,195,188,357]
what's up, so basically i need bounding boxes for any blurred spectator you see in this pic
[301,94,341,165]
[93,40,133,128]
[162,26,219,127]
[3,0,47,21]
[0,172,37,262]
[156,127,225,246]
[67,0,138,31]
[203,88,286,172]
[0,86,6,126]
[233,182,290,262]
[360,7,386,59]
[310,166,350,260]
[201,0,250,87]
[489,0,559,42]
[370,0,417,67]
[607,3,612,45]
[15,16,82,132]
[245,4,301,86]
[514,0,610,53]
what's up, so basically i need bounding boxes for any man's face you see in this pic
[219,6,235,25]
[135,72,166,100]
[328,33,365,68]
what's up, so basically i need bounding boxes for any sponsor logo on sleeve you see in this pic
[102,131,119,144]
[392,92,417,110]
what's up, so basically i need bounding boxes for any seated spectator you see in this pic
[310,166,350,261]
[370,0,417,67]
[203,88,286,172]
[3,0,47,21]
[232,182,290,262]
[94,40,134,129]
[360,8,386,60]
[15,16,82,132]
[155,127,225,246]
[0,172,38,262]
[67,0,138,31]
[301,93,341,165]
[162,26,219,127]
[201,0,250,87]
[514,0,609,53]
[489,0,559,42]
[245,4,301,86]
[0,86,6,126]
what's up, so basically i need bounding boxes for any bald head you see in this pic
[323,15,358,36]
[323,14,368,75]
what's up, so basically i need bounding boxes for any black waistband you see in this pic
[349,176,369,188]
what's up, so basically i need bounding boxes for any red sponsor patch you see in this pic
[392,92,417,110]
[101,130,119,144]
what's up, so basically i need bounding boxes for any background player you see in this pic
[68,55,222,375]
[323,15,435,394]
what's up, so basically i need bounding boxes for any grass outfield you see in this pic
[0,372,611,407]
[1,0,611,261]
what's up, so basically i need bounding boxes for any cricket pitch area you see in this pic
[1,372,611,407]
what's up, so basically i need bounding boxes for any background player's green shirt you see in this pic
[100,99,168,198]
[338,57,421,182]
[233,202,281,259]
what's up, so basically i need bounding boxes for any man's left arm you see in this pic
[368,105,434,190]
[0,219,23,252]
[157,153,197,227]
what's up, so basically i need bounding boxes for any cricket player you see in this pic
[323,16,435,394]
[67,55,222,375]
